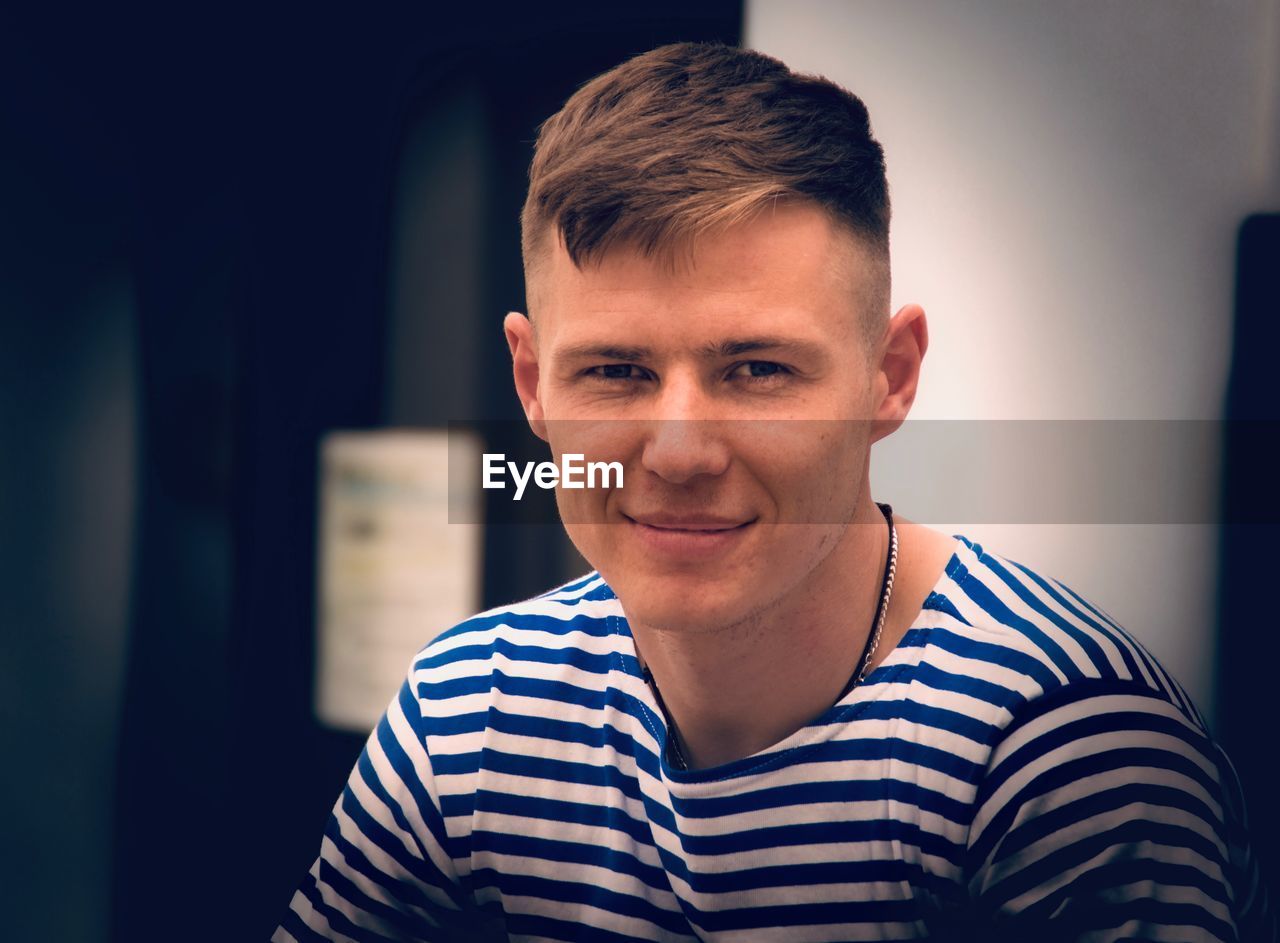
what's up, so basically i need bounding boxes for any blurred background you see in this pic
[2,2,1276,940]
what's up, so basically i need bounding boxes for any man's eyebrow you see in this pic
[699,337,826,359]
[555,337,826,363]
[556,343,653,362]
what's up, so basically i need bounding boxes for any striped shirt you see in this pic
[274,535,1272,942]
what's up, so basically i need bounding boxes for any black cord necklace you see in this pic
[642,502,899,771]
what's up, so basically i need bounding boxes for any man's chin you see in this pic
[612,580,755,636]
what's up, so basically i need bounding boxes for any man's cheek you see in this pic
[560,522,615,574]
[549,419,640,479]
[558,488,611,529]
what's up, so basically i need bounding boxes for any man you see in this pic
[275,42,1270,941]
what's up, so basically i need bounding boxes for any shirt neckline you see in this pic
[599,535,972,786]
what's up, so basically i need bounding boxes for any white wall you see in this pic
[747,0,1280,718]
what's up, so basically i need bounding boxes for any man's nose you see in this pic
[639,375,732,484]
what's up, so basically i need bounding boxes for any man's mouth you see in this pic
[622,512,755,531]
[620,512,757,561]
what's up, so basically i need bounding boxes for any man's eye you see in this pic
[727,361,790,382]
[586,363,648,381]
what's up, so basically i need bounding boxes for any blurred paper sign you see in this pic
[314,429,482,732]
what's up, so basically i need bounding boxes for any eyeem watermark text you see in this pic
[483,453,623,501]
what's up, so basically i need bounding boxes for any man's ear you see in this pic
[503,311,548,442]
[870,304,928,443]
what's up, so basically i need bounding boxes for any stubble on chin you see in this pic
[619,524,843,645]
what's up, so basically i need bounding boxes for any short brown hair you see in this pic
[520,41,891,330]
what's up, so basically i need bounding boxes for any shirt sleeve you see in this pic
[963,678,1272,943]
[271,671,499,943]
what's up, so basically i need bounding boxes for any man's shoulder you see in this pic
[394,571,640,752]
[410,570,629,676]
[922,535,1205,728]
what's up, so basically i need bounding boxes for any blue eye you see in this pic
[729,361,790,382]
[586,364,649,381]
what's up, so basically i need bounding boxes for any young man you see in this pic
[275,43,1270,942]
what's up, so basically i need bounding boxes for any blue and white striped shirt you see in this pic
[275,536,1271,942]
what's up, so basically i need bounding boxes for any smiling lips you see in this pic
[623,512,755,560]
[627,512,751,531]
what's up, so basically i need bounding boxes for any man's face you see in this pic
[508,202,890,635]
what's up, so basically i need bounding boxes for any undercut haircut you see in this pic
[520,41,892,337]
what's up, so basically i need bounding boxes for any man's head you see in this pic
[503,42,926,637]
[519,41,891,344]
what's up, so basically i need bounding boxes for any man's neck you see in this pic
[628,510,956,771]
